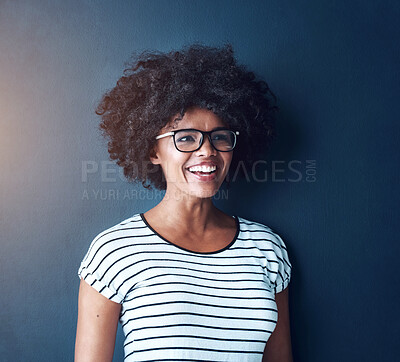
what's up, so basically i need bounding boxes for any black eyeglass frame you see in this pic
[155,128,239,153]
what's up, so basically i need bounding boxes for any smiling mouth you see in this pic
[187,165,217,176]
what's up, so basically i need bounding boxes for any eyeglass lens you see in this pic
[174,130,236,152]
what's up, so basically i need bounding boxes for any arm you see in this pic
[262,287,293,362]
[75,279,121,362]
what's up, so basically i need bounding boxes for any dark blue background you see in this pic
[1,1,399,361]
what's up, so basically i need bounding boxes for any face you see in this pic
[150,107,233,199]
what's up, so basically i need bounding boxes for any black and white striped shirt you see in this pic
[78,213,292,361]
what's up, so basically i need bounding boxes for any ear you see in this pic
[149,146,161,165]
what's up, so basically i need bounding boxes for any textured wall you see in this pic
[0,0,399,361]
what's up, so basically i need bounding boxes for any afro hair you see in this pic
[96,43,278,190]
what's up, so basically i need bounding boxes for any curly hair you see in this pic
[96,43,278,190]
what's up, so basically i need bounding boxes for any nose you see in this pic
[196,135,217,156]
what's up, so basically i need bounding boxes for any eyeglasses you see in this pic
[155,128,239,152]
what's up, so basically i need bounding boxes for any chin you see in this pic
[188,185,222,199]
[168,185,220,200]
[166,179,224,200]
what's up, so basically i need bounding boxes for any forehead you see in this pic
[165,108,227,131]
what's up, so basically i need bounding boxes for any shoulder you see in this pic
[237,215,287,251]
[96,213,144,239]
[80,213,147,265]
[78,213,147,302]
[236,215,292,293]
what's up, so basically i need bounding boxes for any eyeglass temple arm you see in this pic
[155,132,174,140]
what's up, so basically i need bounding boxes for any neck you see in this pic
[149,191,222,233]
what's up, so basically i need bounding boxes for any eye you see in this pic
[176,135,196,143]
[175,130,200,143]
[213,134,229,141]
[212,131,232,144]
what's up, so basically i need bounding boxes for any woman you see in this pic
[75,44,293,362]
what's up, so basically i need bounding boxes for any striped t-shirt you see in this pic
[78,213,292,362]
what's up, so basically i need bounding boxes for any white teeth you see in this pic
[188,165,217,173]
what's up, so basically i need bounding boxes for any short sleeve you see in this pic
[268,232,292,294]
[78,230,125,304]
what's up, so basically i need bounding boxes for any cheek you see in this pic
[164,154,191,176]
[224,152,234,169]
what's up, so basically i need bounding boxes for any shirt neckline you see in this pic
[139,213,240,255]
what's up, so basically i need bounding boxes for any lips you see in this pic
[188,165,217,173]
[186,162,219,181]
